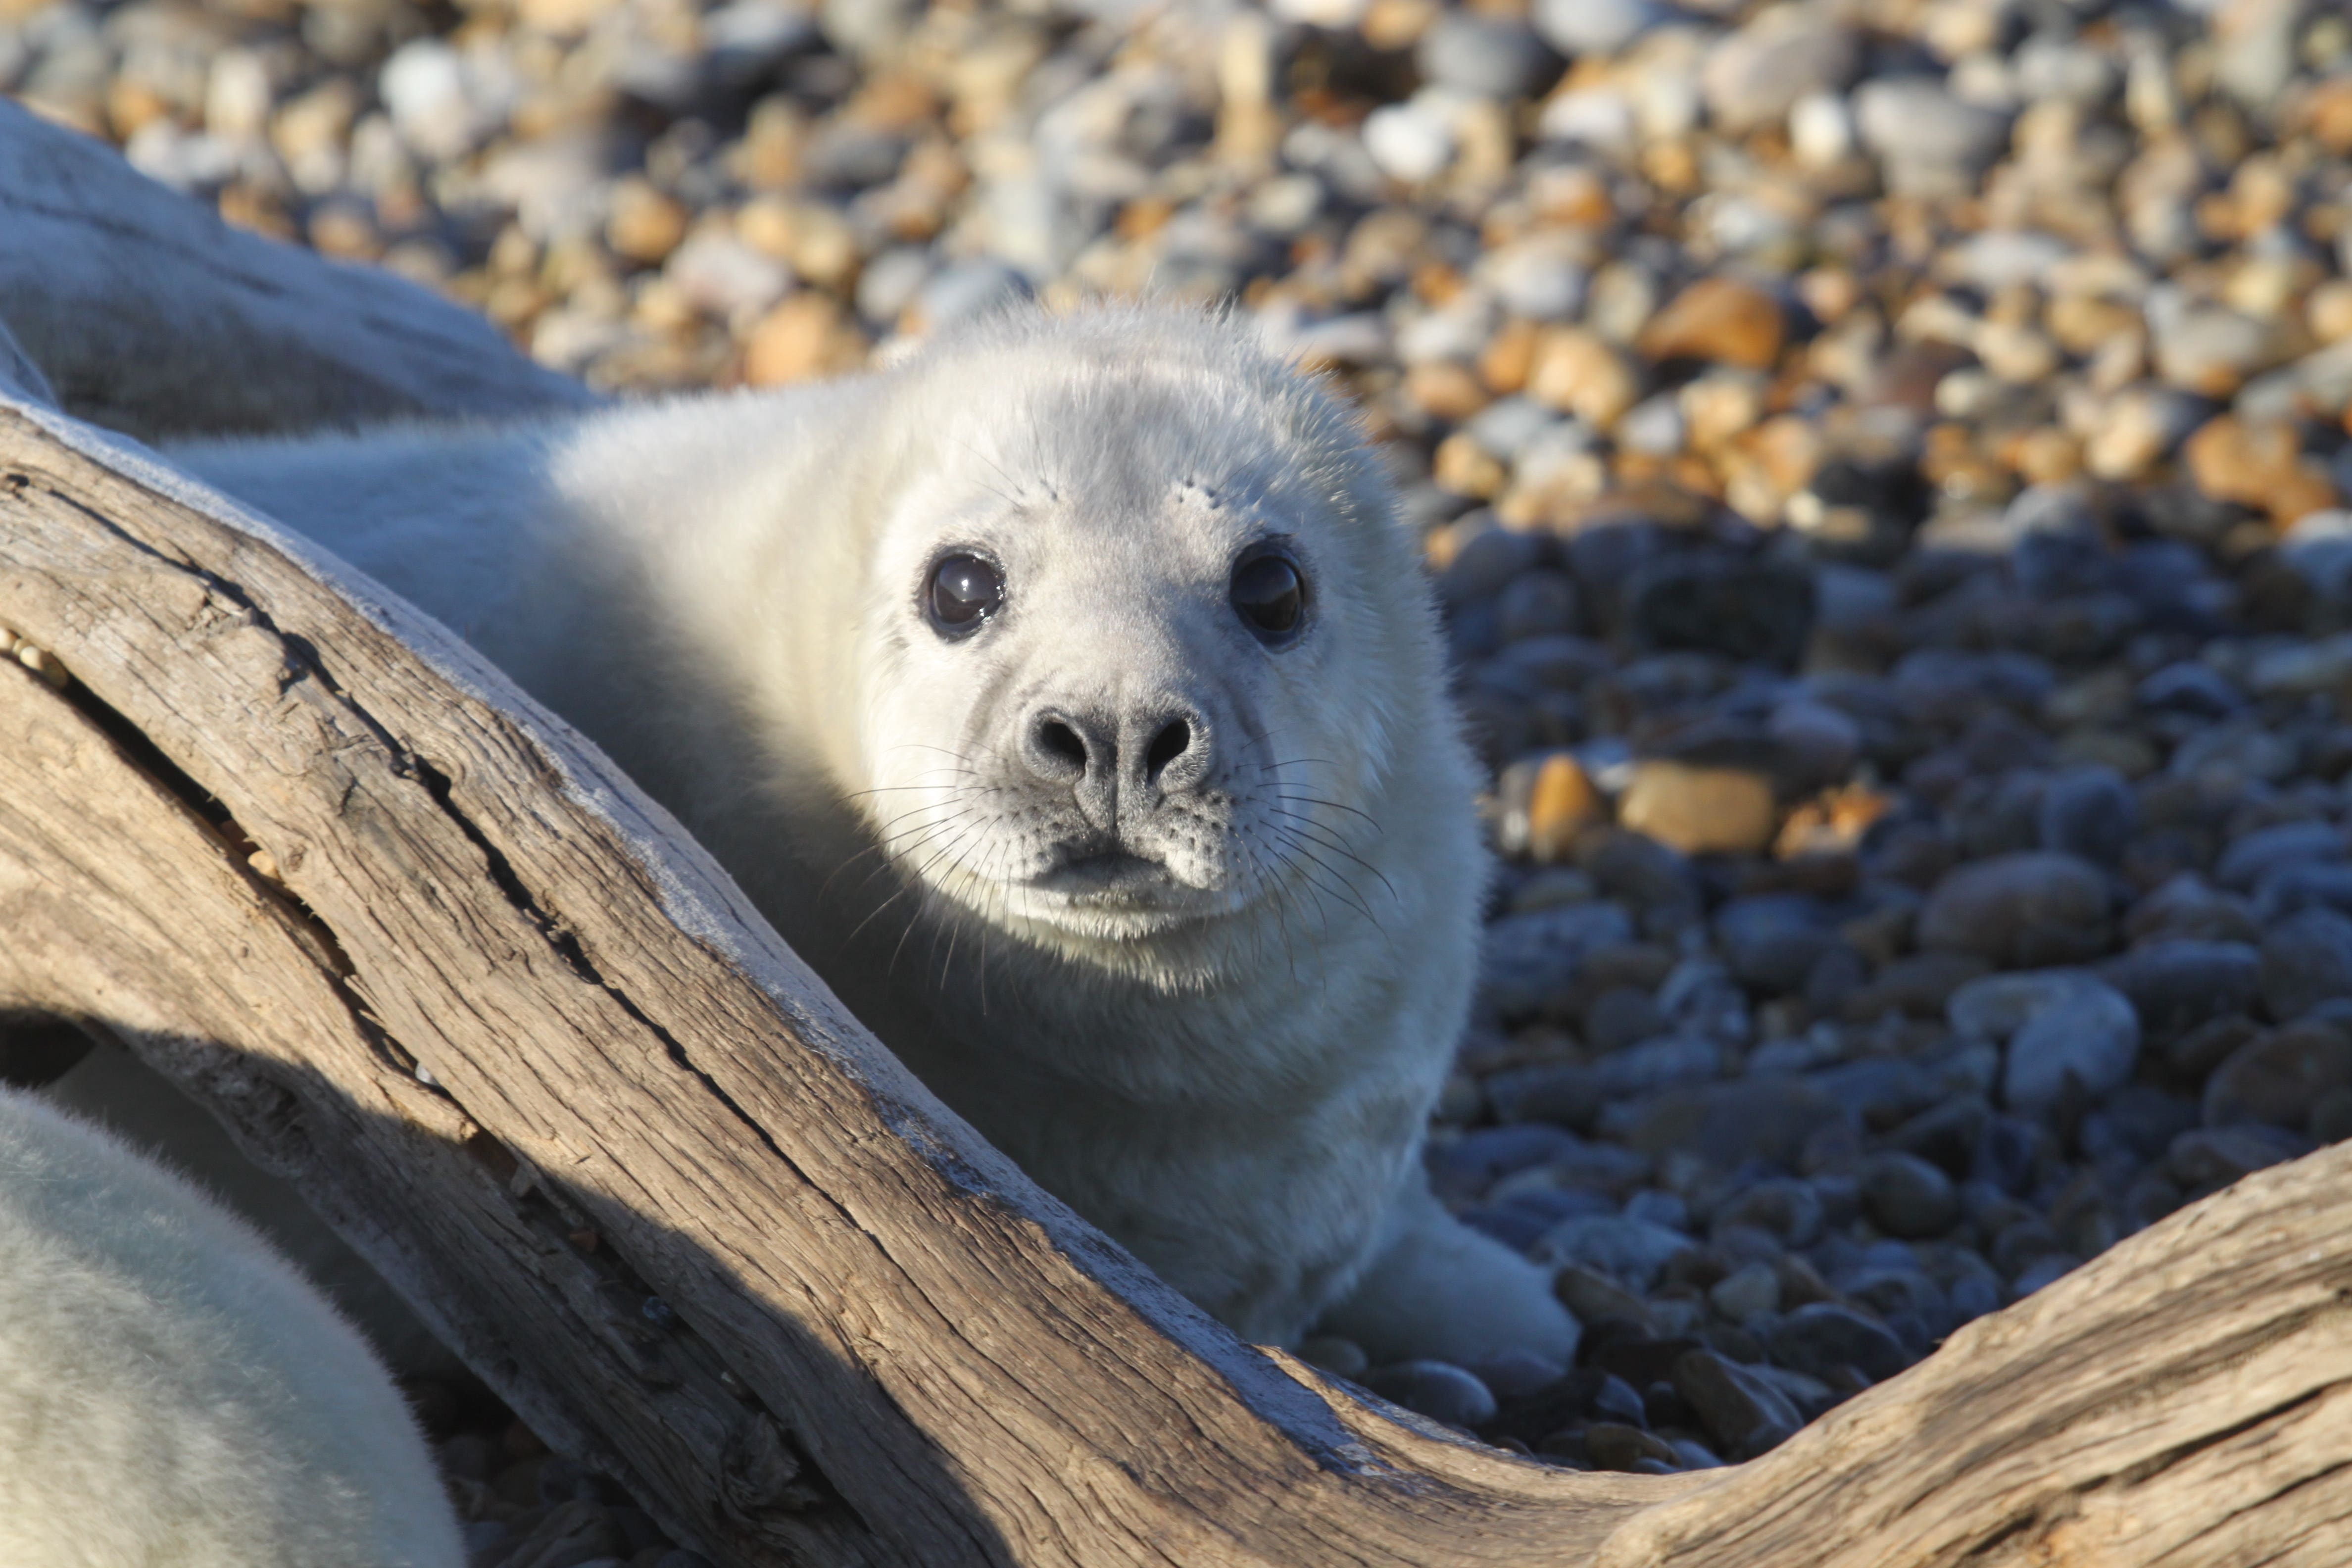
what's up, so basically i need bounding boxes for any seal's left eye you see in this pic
[928,554,1003,633]
[1230,553,1304,642]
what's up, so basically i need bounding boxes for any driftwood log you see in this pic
[7,343,2352,1568]
[3,109,2352,1568]
[0,97,593,442]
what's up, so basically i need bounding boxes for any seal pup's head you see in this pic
[843,306,1474,987]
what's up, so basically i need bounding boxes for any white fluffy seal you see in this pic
[175,307,1575,1365]
[0,1086,463,1568]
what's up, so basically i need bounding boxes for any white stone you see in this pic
[1788,90,1854,168]
[1363,96,1456,185]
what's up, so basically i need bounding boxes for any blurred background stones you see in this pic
[11,0,2352,1503]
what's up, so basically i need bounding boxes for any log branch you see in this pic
[1,390,2350,1565]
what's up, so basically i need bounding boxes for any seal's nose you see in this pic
[1024,708,1097,785]
[1021,698,1211,824]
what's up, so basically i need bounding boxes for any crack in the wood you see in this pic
[2113,1381,2339,1490]
[1947,1372,2352,1561]
[48,501,883,1545]
[0,613,403,1068]
[2170,1453,2352,1559]
[13,629,425,1083]
[15,473,1004,1561]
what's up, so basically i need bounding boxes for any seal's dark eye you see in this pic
[928,553,1003,633]
[1230,553,1304,641]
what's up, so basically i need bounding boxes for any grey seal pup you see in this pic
[0,1087,463,1568]
[174,306,1577,1365]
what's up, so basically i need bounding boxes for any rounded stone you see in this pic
[1714,895,1839,994]
[1636,277,1785,371]
[2036,765,2138,866]
[2099,939,2260,1045]
[1619,763,1778,857]
[1859,1152,1960,1239]
[1531,0,1666,56]
[2260,907,2352,1022]
[2004,982,2143,1113]
[1709,1262,1780,1321]
[1918,852,2114,969]
[1362,1360,1498,1429]
[1533,1214,1698,1292]
[1671,1348,1801,1460]
[2203,1022,2352,1133]
[1701,13,1861,135]
[1766,1303,1911,1383]
[1416,14,1556,102]
[2217,822,2350,893]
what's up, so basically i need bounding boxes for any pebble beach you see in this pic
[7,0,2352,1547]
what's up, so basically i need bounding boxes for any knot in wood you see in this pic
[720,1410,827,1519]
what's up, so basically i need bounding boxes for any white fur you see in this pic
[173,306,1576,1364]
[0,1087,463,1568]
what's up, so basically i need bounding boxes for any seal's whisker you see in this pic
[834,811,978,906]
[888,825,984,975]
[843,777,982,802]
[1249,822,1339,939]
[841,884,914,949]
[1265,824,1385,935]
[874,804,976,843]
[1271,789,1383,832]
[1233,832,1307,987]
[1262,807,1400,901]
[888,743,983,767]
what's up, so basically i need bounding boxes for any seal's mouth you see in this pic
[1031,848,1178,901]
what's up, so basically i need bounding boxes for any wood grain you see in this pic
[3,398,2350,1566]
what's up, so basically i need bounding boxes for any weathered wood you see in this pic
[2,396,2351,1566]
[0,98,593,441]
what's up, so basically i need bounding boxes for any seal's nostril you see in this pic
[1037,717,1088,774]
[1144,719,1190,783]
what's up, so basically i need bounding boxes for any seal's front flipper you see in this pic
[1313,1176,1581,1369]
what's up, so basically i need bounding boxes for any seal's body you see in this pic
[0,1087,463,1568]
[177,308,1575,1363]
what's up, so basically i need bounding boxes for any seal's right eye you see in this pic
[927,553,1003,634]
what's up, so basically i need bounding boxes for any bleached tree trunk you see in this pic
[1,100,2349,1568]
[0,98,592,442]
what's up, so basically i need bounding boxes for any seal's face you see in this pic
[853,341,1416,976]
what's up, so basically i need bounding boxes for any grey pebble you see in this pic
[2037,765,2138,865]
[2002,983,2142,1113]
[2203,1023,2352,1134]
[1715,895,1840,995]
[2100,940,2260,1046]
[1860,1152,1960,1240]
[1768,1303,1911,1383]
[1701,13,1860,134]
[1466,1347,1568,1399]
[2010,1253,2079,1296]
[1854,78,2011,196]
[1530,0,1667,57]
[1363,1360,1499,1430]
[2216,821,2349,892]
[1671,1348,1801,1461]
[2259,907,2352,1022]
[1417,14,1556,102]
[1709,1262,1780,1321]
[1533,1214,1697,1293]
[1710,1178,1823,1249]
[1919,853,2114,969]
[1593,1034,1723,1099]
